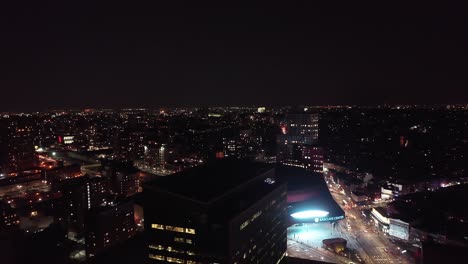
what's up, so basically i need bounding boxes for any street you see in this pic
[285,178,414,264]
[287,239,350,264]
[328,183,413,264]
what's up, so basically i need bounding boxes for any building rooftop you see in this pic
[286,256,333,264]
[373,207,388,218]
[277,165,344,218]
[144,159,275,203]
[422,241,468,264]
[322,238,347,245]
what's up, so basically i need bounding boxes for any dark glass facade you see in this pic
[143,159,287,264]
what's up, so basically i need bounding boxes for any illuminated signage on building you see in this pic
[291,209,345,223]
[314,215,345,223]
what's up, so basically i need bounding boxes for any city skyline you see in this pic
[1,106,467,263]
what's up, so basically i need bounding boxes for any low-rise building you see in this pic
[351,191,368,204]
[371,207,389,233]
[322,238,347,253]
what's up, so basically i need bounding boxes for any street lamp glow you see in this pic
[291,210,329,219]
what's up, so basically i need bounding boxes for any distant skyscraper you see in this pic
[276,112,323,172]
[101,160,140,197]
[143,159,287,264]
[113,128,146,160]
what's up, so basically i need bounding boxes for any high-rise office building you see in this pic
[277,112,322,172]
[143,159,287,264]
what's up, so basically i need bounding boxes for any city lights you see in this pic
[1,0,467,262]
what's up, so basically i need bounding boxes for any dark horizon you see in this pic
[1,2,467,111]
[1,103,467,114]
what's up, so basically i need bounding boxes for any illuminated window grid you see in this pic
[151,223,164,230]
[149,244,164,250]
[167,257,184,263]
[174,237,193,245]
[152,224,196,234]
[149,254,165,260]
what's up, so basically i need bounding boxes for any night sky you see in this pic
[1,2,467,111]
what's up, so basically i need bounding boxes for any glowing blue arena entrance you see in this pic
[290,210,345,223]
[290,210,329,219]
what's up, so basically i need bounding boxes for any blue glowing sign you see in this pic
[314,215,345,223]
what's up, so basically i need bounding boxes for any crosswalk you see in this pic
[371,256,393,264]
[287,239,347,264]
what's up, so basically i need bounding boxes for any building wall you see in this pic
[276,113,320,170]
[85,201,136,258]
[389,219,409,240]
[228,184,287,264]
[144,172,288,263]
[302,146,324,173]
[144,191,218,263]
[371,208,389,233]
[0,120,37,173]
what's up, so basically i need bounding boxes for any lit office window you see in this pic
[174,237,185,242]
[149,244,164,250]
[185,228,196,234]
[149,254,165,260]
[151,223,164,230]
[166,225,184,232]
[167,257,185,263]
[167,246,184,253]
[240,220,249,231]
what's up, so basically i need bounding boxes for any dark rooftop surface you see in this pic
[390,184,468,241]
[422,241,468,264]
[276,165,344,217]
[144,159,274,203]
[322,238,347,244]
[374,207,388,218]
[286,256,334,264]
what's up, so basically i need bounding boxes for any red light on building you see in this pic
[58,136,63,143]
[281,124,287,135]
[216,152,225,159]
